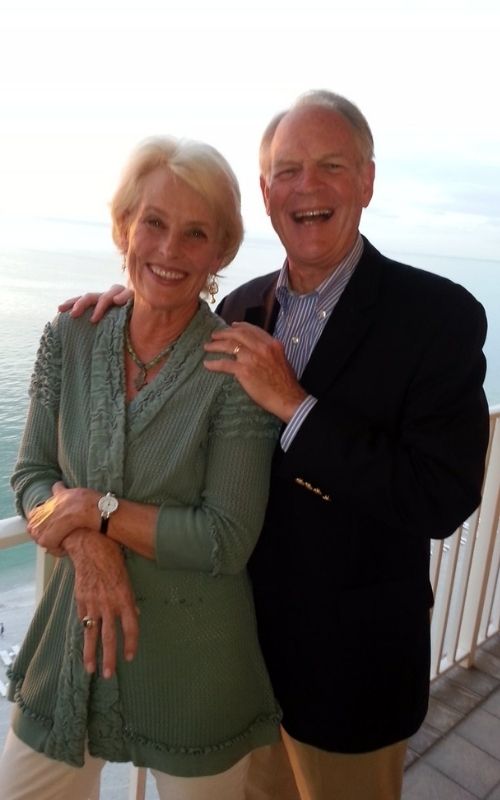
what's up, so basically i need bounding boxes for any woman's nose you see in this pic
[159,232,180,258]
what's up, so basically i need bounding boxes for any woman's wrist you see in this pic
[73,487,103,531]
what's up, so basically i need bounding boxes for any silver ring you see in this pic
[232,344,241,356]
[82,616,96,629]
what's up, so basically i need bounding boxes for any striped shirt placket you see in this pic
[275,235,364,450]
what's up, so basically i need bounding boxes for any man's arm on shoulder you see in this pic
[59,284,133,322]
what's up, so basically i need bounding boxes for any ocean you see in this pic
[1,224,499,524]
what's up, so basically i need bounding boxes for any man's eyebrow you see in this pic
[272,158,300,169]
[273,151,347,168]
[319,152,347,160]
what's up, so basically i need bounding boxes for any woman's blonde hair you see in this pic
[111,136,244,268]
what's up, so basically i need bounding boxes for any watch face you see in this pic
[98,493,118,515]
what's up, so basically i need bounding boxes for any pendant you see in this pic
[134,369,148,391]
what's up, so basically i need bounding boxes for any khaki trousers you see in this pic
[0,728,250,800]
[246,728,408,800]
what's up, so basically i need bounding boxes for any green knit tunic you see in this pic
[8,300,282,777]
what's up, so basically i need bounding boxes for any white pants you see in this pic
[0,729,250,800]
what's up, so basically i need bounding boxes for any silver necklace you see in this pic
[125,317,176,391]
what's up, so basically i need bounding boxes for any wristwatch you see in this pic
[97,491,119,534]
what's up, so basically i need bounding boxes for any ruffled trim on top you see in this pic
[86,305,128,494]
[119,710,282,758]
[9,603,125,768]
[209,378,281,440]
[29,320,62,410]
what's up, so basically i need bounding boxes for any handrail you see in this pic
[1,404,500,798]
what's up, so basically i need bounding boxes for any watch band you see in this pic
[98,491,119,535]
[100,515,110,535]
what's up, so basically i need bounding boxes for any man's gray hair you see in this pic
[259,89,374,179]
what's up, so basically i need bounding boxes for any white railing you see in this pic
[430,404,500,677]
[1,405,499,798]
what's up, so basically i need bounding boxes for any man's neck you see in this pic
[286,235,362,295]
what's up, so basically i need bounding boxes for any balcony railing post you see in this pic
[35,547,56,602]
[458,412,500,666]
[128,766,147,800]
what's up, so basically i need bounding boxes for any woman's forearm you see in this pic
[28,484,158,560]
[63,528,140,677]
[104,498,158,560]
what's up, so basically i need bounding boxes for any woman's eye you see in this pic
[188,228,207,240]
[146,217,163,229]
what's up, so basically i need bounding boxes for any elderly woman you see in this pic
[0,137,281,800]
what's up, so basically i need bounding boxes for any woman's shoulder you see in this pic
[50,305,127,351]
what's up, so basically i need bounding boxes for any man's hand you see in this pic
[64,529,140,678]
[204,321,307,422]
[58,284,133,322]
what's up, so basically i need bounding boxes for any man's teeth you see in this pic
[293,209,333,222]
[150,265,183,279]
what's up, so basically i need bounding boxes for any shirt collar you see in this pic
[276,233,364,309]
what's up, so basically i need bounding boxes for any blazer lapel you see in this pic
[300,241,382,396]
[243,278,280,332]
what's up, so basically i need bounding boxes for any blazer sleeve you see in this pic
[278,287,489,539]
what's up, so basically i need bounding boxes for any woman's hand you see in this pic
[64,529,140,678]
[58,284,133,322]
[27,482,101,550]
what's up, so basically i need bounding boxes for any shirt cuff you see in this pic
[280,395,317,451]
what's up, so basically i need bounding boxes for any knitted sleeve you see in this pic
[11,318,64,515]
[155,379,280,575]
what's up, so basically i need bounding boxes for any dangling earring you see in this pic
[208,274,219,304]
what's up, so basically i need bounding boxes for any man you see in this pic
[203,90,489,799]
[62,90,489,800]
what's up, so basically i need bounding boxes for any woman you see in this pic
[0,136,281,799]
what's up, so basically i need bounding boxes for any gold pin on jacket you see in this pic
[295,477,331,502]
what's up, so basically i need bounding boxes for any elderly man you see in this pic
[62,90,489,800]
[203,90,489,800]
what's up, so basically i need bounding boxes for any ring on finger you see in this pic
[232,344,241,356]
[82,616,96,629]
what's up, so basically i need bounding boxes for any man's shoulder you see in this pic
[363,239,483,313]
[222,271,279,303]
[217,270,279,322]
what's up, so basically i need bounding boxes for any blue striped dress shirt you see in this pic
[274,234,364,450]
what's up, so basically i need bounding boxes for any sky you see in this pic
[0,0,499,260]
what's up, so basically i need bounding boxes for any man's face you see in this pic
[261,106,375,290]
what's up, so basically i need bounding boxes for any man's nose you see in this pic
[297,165,323,192]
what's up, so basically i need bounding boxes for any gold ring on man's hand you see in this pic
[82,616,96,629]
[232,344,241,356]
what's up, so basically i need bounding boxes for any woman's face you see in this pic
[126,166,222,316]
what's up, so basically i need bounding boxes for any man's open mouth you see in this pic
[292,209,333,224]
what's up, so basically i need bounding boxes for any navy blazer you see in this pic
[217,237,490,753]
